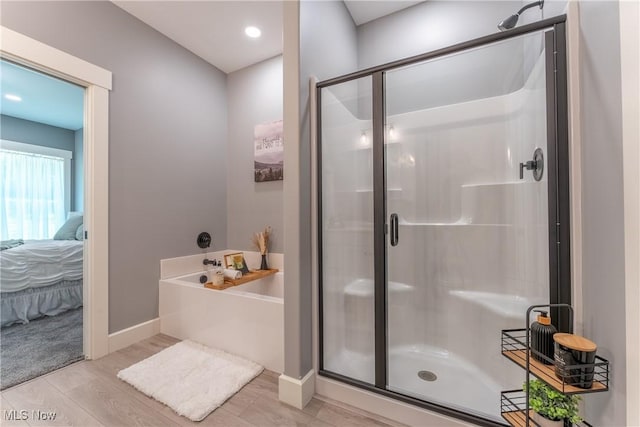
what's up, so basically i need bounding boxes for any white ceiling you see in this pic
[1,60,84,130]
[0,1,452,131]
[111,1,426,74]
[112,1,283,74]
[344,0,425,25]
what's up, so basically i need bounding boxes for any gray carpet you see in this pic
[1,308,83,390]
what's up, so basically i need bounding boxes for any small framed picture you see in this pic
[224,252,250,274]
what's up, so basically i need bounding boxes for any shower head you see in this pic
[498,14,520,31]
[498,0,544,32]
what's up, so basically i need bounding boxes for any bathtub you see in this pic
[159,271,284,372]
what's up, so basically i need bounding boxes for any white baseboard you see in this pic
[108,317,160,353]
[278,369,315,409]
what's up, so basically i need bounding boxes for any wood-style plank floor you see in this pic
[1,334,405,427]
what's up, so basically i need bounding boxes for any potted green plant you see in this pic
[524,380,583,426]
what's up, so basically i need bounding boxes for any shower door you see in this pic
[318,19,569,426]
[384,30,553,422]
[319,76,376,384]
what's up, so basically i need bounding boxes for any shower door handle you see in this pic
[390,213,399,246]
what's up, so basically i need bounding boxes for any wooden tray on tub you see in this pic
[204,268,278,291]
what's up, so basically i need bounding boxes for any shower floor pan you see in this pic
[324,344,502,422]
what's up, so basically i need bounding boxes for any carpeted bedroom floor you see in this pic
[0,308,83,390]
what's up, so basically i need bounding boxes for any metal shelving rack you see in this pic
[500,304,610,427]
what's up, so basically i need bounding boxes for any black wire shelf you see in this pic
[501,390,594,427]
[501,328,609,394]
[500,304,610,427]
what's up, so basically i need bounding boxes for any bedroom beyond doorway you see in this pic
[0,59,85,389]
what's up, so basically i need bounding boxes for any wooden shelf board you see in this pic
[502,350,607,394]
[502,409,536,427]
[204,268,278,290]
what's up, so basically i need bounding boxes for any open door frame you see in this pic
[0,26,112,359]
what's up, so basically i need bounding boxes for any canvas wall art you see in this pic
[254,120,283,182]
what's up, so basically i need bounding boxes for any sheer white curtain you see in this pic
[0,149,66,240]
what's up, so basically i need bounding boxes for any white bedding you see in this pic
[0,240,83,293]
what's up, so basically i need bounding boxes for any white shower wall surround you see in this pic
[321,44,549,421]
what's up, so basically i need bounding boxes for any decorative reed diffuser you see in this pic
[251,226,272,270]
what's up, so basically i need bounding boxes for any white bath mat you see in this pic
[117,340,263,421]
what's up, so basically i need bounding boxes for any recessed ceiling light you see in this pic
[4,94,22,102]
[245,26,261,38]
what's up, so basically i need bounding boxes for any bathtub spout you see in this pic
[203,258,217,266]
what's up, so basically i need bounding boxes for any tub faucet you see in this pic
[203,258,217,266]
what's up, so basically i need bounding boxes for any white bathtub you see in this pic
[159,271,284,372]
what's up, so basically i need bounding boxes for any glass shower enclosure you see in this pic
[317,17,570,425]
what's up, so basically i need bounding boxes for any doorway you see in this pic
[0,59,85,388]
[0,25,111,365]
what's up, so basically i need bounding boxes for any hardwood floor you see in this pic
[1,335,405,427]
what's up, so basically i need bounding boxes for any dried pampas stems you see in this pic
[251,226,272,255]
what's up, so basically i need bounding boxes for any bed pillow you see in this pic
[75,224,84,241]
[54,215,84,240]
[67,211,83,220]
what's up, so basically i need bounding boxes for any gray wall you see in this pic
[0,114,79,211]
[578,2,627,425]
[357,1,522,69]
[1,1,228,333]
[74,129,83,212]
[1,114,75,151]
[227,56,283,254]
[290,0,358,378]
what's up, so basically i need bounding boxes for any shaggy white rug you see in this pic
[117,340,263,421]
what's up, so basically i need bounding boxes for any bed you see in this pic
[0,240,83,327]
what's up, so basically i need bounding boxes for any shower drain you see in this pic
[418,370,437,382]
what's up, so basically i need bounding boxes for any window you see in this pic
[0,140,72,240]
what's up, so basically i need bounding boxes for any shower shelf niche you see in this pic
[499,304,610,427]
[354,188,402,193]
[399,219,470,226]
[347,139,401,152]
[449,291,535,319]
[397,221,514,227]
